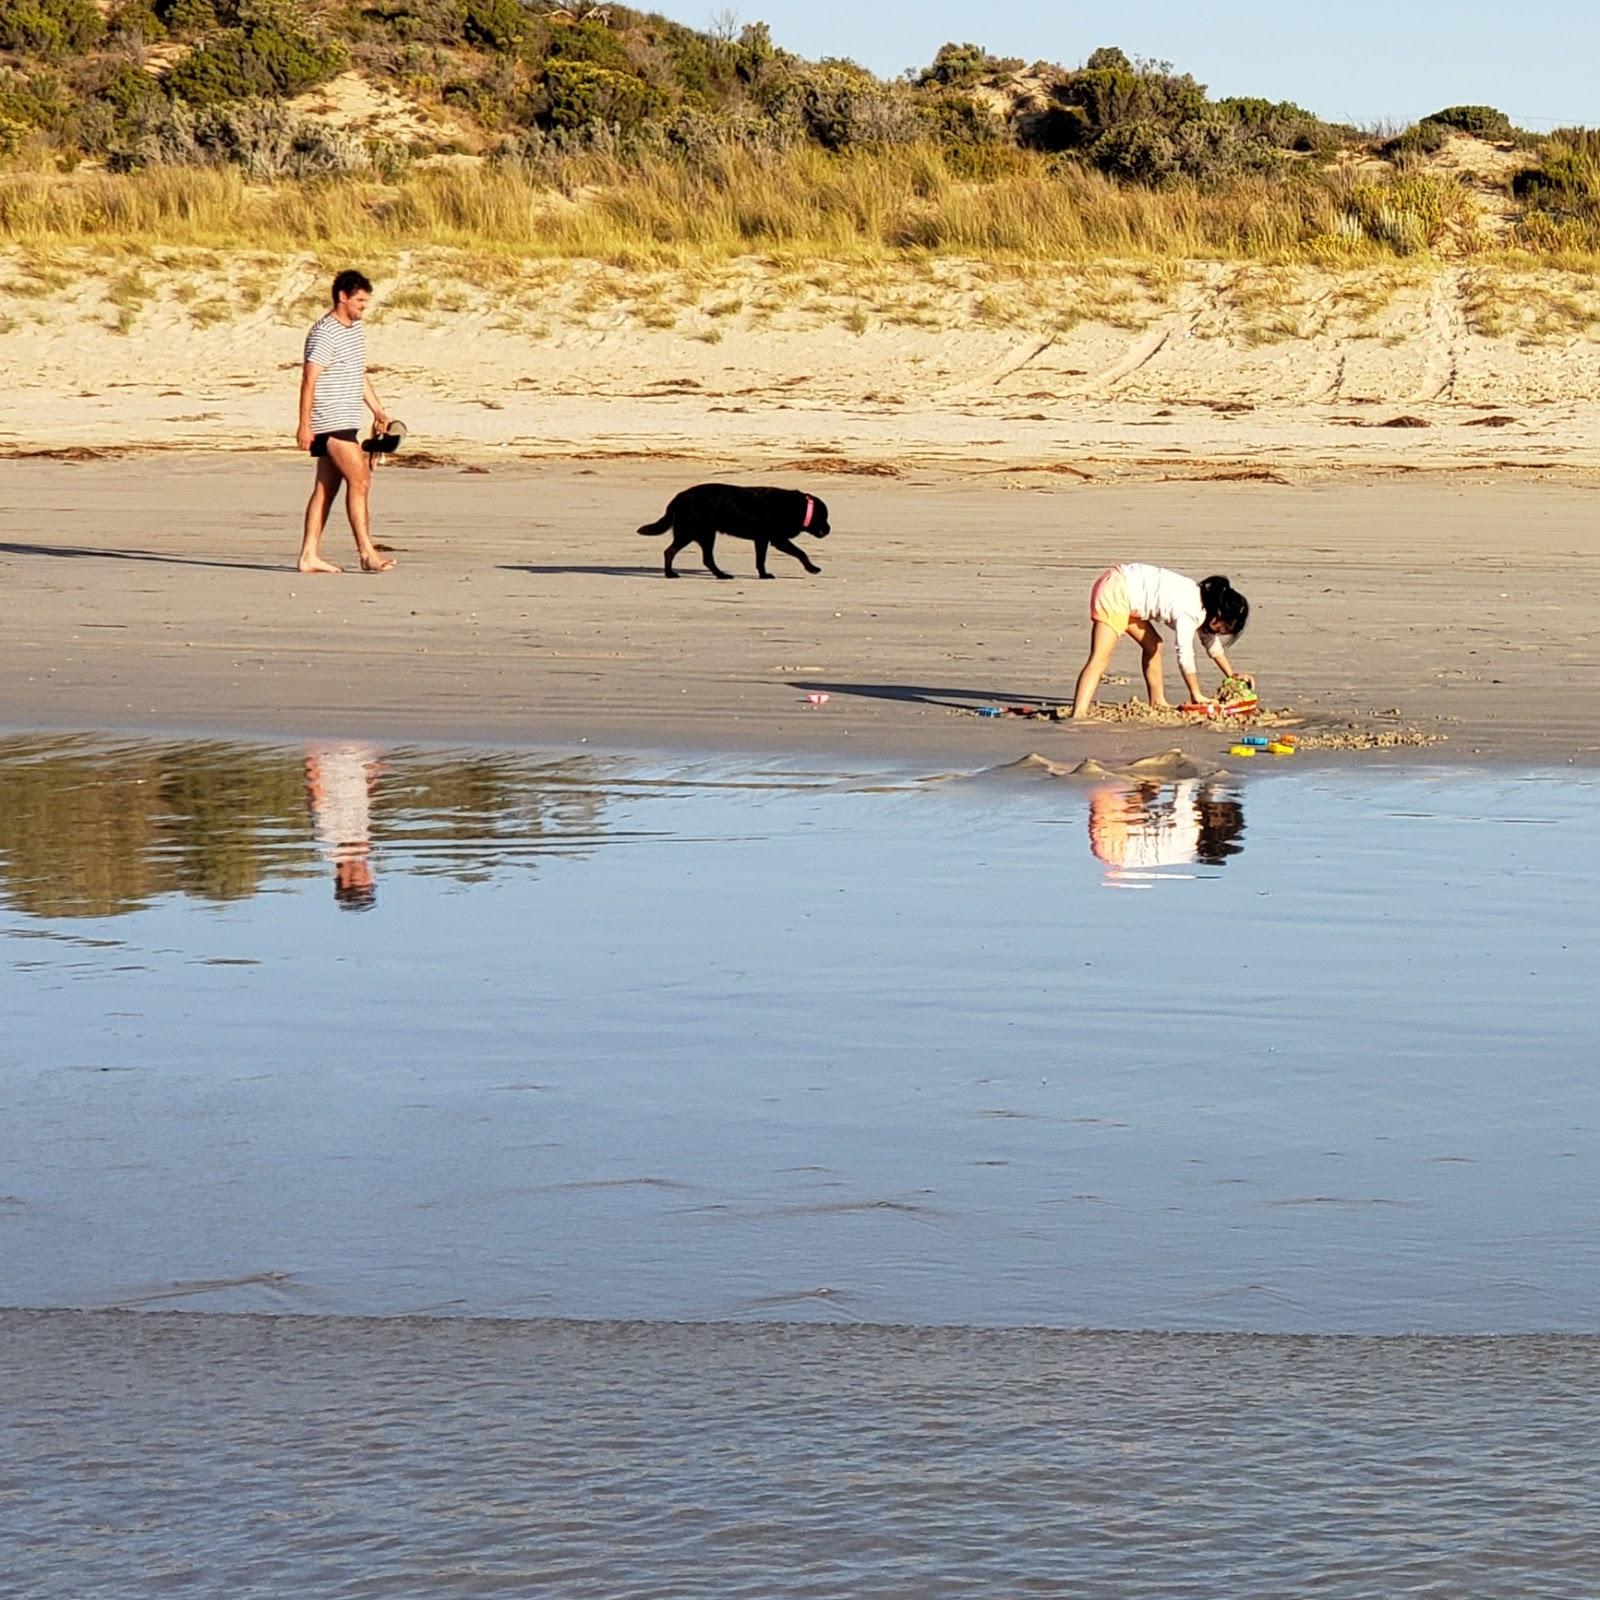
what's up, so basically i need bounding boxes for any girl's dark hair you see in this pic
[1199,574,1249,638]
[1194,789,1246,865]
[331,269,373,303]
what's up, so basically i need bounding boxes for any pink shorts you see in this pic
[1090,566,1132,633]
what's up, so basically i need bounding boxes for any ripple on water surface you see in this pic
[4,1310,1599,1600]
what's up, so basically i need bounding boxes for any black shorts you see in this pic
[309,428,359,457]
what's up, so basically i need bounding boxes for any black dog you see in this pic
[636,484,830,579]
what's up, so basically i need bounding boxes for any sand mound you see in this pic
[951,748,1226,784]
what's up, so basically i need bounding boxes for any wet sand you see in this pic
[1,455,1596,765]
[6,1309,1599,1599]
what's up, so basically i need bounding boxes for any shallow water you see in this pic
[3,733,1595,1334]
[7,1310,1600,1600]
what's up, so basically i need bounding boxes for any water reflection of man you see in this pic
[1088,780,1245,888]
[304,744,382,911]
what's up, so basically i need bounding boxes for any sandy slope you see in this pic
[2,252,1598,479]
[1,457,1595,767]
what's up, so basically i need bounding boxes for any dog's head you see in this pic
[801,493,831,538]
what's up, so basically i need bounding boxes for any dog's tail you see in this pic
[637,493,680,537]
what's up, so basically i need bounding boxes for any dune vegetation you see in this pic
[0,2,1596,268]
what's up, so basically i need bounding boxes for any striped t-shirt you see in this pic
[303,313,367,433]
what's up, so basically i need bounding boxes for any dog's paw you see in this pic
[664,569,679,578]
[759,572,775,580]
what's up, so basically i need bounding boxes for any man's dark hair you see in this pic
[331,269,373,303]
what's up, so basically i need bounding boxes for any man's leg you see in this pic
[299,454,344,574]
[326,435,394,572]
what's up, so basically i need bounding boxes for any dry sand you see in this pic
[2,455,1595,768]
[3,250,1600,481]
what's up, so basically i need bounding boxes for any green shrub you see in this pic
[728,21,774,87]
[539,58,665,133]
[156,0,220,35]
[0,64,70,135]
[1515,208,1599,253]
[1512,132,1600,221]
[918,42,988,88]
[923,88,1005,148]
[661,32,721,103]
[164,22,346,105]
[107,0,168,42]
[546,19,631,72]
[1171,115,1285,183]
[1384,108,1516,161]
[100,60,164,120]
[1092,119,1177,184]
[109,95,369,175]
[1084,46,1132,72]
[1424,104,1514,141]
[0,0,105,57]
[1215,95,1329,152]
[1538,126,1600,159]
[794,63,923,150]
[1348,173,1473,253]
[461,0,529,52]
[1384,119,1450,159]
[1033,62,1207,153]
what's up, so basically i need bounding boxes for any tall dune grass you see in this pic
[0,144,1366,263]
[2,142,1594,266]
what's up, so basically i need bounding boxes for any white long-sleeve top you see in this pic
[1117,563,1229,674]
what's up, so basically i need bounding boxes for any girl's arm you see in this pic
[1177,619,1227,703]
[1206,638,1253,690]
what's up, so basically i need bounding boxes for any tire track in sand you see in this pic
[1411,267,1465,404]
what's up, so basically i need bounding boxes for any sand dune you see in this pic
[2,252,1597,479]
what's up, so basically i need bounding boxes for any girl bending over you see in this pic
[1071,564,1251,718]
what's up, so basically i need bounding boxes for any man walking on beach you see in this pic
[296,269,395,574]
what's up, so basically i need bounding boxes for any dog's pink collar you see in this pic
[801,495,814,530]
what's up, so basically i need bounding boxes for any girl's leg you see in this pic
[1071,621,1121,718]
[1126,618,1167,706]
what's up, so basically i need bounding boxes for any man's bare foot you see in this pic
[359,551,396,572]
[298,555,343,574]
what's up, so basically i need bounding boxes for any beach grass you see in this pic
[0,145,1466,265]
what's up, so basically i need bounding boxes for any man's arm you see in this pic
[297,362,320,452]
[363,374,389,431]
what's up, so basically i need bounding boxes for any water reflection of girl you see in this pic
[304,744,382,911]
[1088,780,1246,888]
